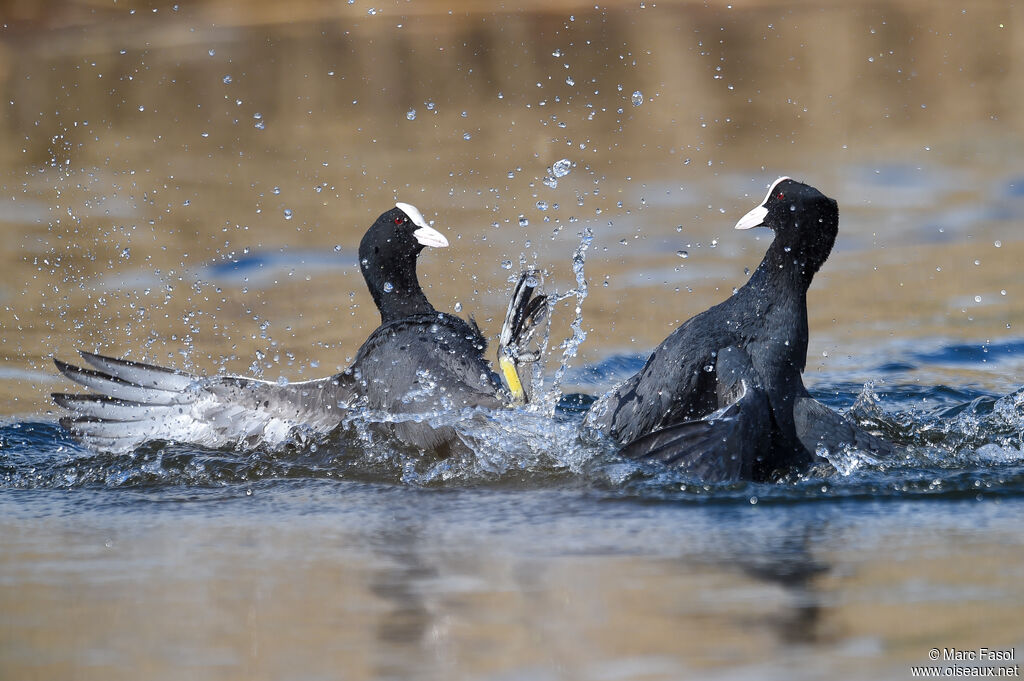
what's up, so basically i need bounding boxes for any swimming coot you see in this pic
[584,178,891,481]
[54,202,545,454]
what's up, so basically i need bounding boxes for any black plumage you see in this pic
[54,202,542,454]
[585,177,891,481]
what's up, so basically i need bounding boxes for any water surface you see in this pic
[2,0,1024,678]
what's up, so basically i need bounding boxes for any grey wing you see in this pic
[356,338,505,411]
[585,339,720,443]
[618,382,773,483]
[53,351,353,453]
[616,345,774,482]
[353,317,507,413]
[793,395,893,459]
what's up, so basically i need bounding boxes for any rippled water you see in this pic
[6,366,1024,499]
[3,0,1024,678]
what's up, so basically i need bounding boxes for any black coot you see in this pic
[584,178,891,481]
[54,202,545,454]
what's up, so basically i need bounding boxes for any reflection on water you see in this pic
[3,486,1024,681]
[2,1,1024,679]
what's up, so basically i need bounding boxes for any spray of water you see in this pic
[533,226,592,416]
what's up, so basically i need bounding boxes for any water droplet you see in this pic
[406,108,416,120]
[454,302,463,312]
[518,216,529,227]
[543,176,558,189]
[208,48,216,56]
[283,208,293,220]
[552,49,562,57]
[462,132,472,140]
[631,90,644,106]
[566,76,575,86]
[994,240,1002,248]
[383,282,394,293]
[536,201,548,211]
[974,295,982,303]
[222,75,232,84]
[501,260,513,270]
[677,250,688,258]
[552,158,572,177]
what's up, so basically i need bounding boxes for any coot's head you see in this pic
[360,202,448,265]
[734,177,838,270]
[359,202,449,322]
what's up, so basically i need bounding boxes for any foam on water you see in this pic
[6,378,1024,503]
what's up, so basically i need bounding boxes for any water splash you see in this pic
[535,227,592,416]
[9,375,1024,499]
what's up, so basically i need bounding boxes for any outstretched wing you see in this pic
[53,352,354,453]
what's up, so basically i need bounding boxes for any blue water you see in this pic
[6,346,1024,504]
[6,339,1024,681]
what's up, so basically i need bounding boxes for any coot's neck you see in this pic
[361,250,436,324]
[744,228,835,296]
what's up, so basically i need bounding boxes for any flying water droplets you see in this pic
[631,90,644,106]
[540,227,593,415]
[406,108,416,121]
[552,158,572,177]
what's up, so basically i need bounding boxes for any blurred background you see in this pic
[2,2,1024,680]
[2,0,1022,413]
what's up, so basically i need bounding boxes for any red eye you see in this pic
[776,193,785,200]
[394,216,405,225]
